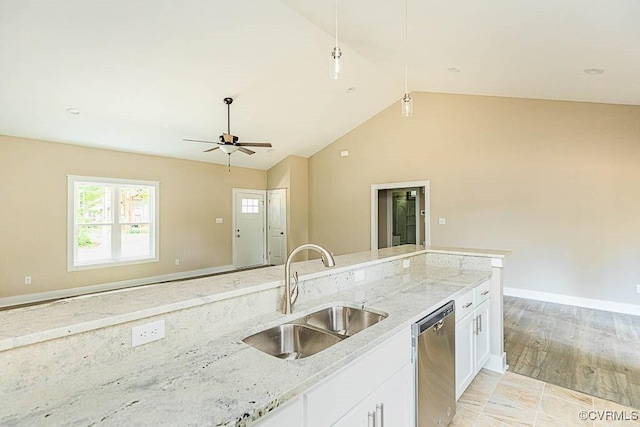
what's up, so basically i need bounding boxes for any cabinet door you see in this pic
[475,299,491,372]
[254,396,303,427]
[334,363,413,427]
[455,313,475,400]
[305,328,411,427]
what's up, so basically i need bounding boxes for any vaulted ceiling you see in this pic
[1,0,638,169]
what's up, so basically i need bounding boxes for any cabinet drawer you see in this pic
[474,280,491,305]
[455,290,475,321]
[305,327,411,427]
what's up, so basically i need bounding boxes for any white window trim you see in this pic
[67,175,160,271]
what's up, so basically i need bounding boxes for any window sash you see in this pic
[68,176,159,270]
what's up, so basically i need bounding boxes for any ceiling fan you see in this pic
[184,97,272,170]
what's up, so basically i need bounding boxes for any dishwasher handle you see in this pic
[413,301,455,335]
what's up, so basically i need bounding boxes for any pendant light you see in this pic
[331,0,343,79]
[400,0,413,117]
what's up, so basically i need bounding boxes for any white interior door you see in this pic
[267,189,287,265]
[233,189,266,268]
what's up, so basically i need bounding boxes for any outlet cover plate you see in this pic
[132,319,165,347]
[403,259,411,269]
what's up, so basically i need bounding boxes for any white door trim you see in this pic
[371,180,431,250]
[232,188,267,268]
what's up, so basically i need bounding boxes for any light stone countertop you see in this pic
[1,253,494,426]
[0,246,435,351]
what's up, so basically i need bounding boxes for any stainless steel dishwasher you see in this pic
[412,301,456,427]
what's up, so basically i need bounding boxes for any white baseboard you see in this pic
[0,265,235,308]
[504,287,640,316]
[484,353,508,374]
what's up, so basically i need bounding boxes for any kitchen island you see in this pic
[0,245,509,426]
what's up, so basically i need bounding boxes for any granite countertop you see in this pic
[0,245,429,351]
[3,265,491,426]
[1,246,508,426]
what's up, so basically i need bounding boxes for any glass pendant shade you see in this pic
[401,93,413,117]
[331,46,343,79]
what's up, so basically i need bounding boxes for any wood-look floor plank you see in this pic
[504,296,640,410]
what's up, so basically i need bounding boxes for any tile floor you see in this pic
[452,369,640,426]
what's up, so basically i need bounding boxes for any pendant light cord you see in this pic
[404,0,409,94]
[335,0,339,46]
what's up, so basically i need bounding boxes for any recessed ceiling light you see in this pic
[346,87,356,93]
[447,68,461,73]
[66,108,80,115]
[584,68,604,75]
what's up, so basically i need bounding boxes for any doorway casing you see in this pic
[370,180,431,250]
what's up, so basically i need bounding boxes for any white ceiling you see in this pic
[1,0,638,170]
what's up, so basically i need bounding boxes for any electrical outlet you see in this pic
[215,217,223,224]
[438,217,446,225]
[354,270,365,282]
[24,276,31,285]
[403,259,411,269]
[174,259,180,266]
[132,319,165,347]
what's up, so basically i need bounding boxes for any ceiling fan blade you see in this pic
[237,142,272,147]
[184,138,218,144]
[203,147,220,153]
[238,147,256,155]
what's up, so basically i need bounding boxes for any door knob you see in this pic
[236,234,240,238]
[280,232,284,235]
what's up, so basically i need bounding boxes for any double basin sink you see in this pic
[243,304,388,360]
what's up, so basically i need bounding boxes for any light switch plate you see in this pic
[438,217,446,225]
[403,259,411,269]
[215,218,223,224]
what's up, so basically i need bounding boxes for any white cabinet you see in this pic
[455,307,475,398]
[475,299,490,370]
[254,396,303,427]
[455,280,491,400]
[305,328,412,427]
[334,363,413,427]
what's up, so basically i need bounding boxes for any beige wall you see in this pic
[0,135,266,298]
[267,155,309,261]
[309,93,640,304]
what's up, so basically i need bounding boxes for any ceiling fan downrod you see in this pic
[224,97,233,136]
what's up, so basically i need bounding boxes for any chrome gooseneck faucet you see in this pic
[282,244,336,314]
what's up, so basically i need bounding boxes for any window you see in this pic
[68,176,159,270]
[241,198,260,214]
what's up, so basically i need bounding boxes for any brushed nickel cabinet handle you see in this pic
[368,411,375,427]
[479,314,482,332]
[481,290,489,296]
[463,302,473,309]
[376,403,384,427]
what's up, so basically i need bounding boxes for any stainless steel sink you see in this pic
[301,305,388,337]
[242,324,341,360]
[243,304,388,359]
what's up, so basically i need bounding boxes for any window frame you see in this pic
[67,175,160,271]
